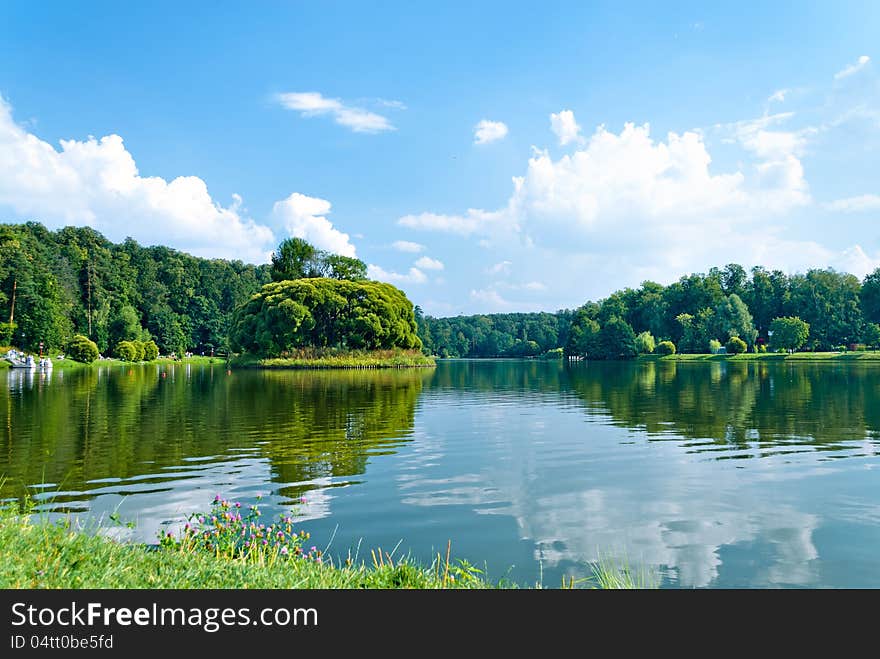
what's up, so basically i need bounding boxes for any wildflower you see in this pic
[280,546,288,555]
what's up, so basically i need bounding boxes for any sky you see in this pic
[1,1,879,316]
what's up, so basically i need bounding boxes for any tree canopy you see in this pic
[230,278,421,356]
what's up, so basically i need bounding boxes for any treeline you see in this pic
[416,309,575,358]
[0,222,271,356]
[420,264,880,358]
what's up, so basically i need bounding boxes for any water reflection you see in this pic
[3,359,880,587]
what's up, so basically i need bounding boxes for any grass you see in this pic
[639,351,880,362]
[0,499,649,589]
[232,348,435,370]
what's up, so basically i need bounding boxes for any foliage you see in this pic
[709,339,722,353]
[231,278,422,357]
[115,340,138,361]
[143,339,159,361]
[769,316,810,352]
[864,323,880,349]
[635,331,655,354]
[655,340,676,355]
[67,334,99,363]
[726,336,747,354]
[271,237,367,282]
[594,317,638,360]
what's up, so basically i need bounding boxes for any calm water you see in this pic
[3,359,880,588]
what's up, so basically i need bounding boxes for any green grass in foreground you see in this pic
[639,351,880,362]
[232,348,435,370]
[0,501,650,589]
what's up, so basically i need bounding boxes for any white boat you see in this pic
[5,352,36,369]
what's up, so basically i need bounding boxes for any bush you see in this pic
[143,340,159,361]
[635,331,655,354]
[67,334,99,363]
[758,343,767,353]
[709,339,722,354]
[656,340,676,355]
[131,340,146,361]
[726,336,747,354]
[115,340,137,362]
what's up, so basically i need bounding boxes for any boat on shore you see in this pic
[4,350,37,369]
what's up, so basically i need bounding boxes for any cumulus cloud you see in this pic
[473,119,508,145]
[271,193,357,257]
[0,95,275,262]
[398,208,511,236]
[367,264,427,285]
[834,55,870,80]
[549,109,583,145]
[276,92,394,133]
[824,194,880,213]
[414,256,444,270]
[391,240,425,253]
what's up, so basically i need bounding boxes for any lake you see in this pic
[3,358,880,588]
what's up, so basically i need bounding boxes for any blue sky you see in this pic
[1,2,879,315]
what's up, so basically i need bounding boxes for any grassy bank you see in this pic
[639,351,880,362]
[0,501,648,589]
[232,348,435,370]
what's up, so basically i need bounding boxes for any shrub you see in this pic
[656,340,676,355]
[115,340,137,362]
[758,343,767,353]
[143,340,159,361]
[67,334,99,363]
[726,336,747,354]
[635,331,655,354]
[709,339,722,354]
[131,340,146,361]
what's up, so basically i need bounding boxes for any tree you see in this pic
[726,336,747,354]
[109,305,142,346]
[861,268,880,325]
[787,269,861,350]
[323,254,368,281]
[769,316,810,352]
[271,238,319,281]
[231,278,421,356]
[565,308,600,357]
[635,331,655,354]
[67,334,99,363]
[143,339,159,361]
[115,340,138,361]
[656,340,676,355]
[864,323,880,349]
[594,317,638,360]
[713,294,757,346]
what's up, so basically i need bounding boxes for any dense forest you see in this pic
[0,222,271,356]
[419,264,880,358]
[5,222,880,360]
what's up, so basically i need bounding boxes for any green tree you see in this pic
[115,340,137,361]
[726,336,747,354]
[861,268,880,325]
[594,317,638,360]
[635,331,655,354]
[143,339,160,361]
[769,316,810,352]
[655,340,676,355]
[271,238,320,281]
[67,334,99,363]
[713,294,757,346]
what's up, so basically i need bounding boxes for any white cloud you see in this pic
[473,119,508,145]
[391,240,425,253]
[414,256,444,270]
[824,194,880,213]
[376,98,407,110]
[367,264,427,285]
[276,92,394,133]
[834,55,870,80]
[550,109,583,145]
[522,281,546,291]
[469,288,512,310]
[487,260,512,275]
[271,193,357,257]
[0,95,275,262]
[398,208,511,236]
[768,88,789,104]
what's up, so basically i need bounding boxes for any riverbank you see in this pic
[0,504,644,589]
[0,354,224,370]
[232,349,435,370]
[639,351,880,362]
